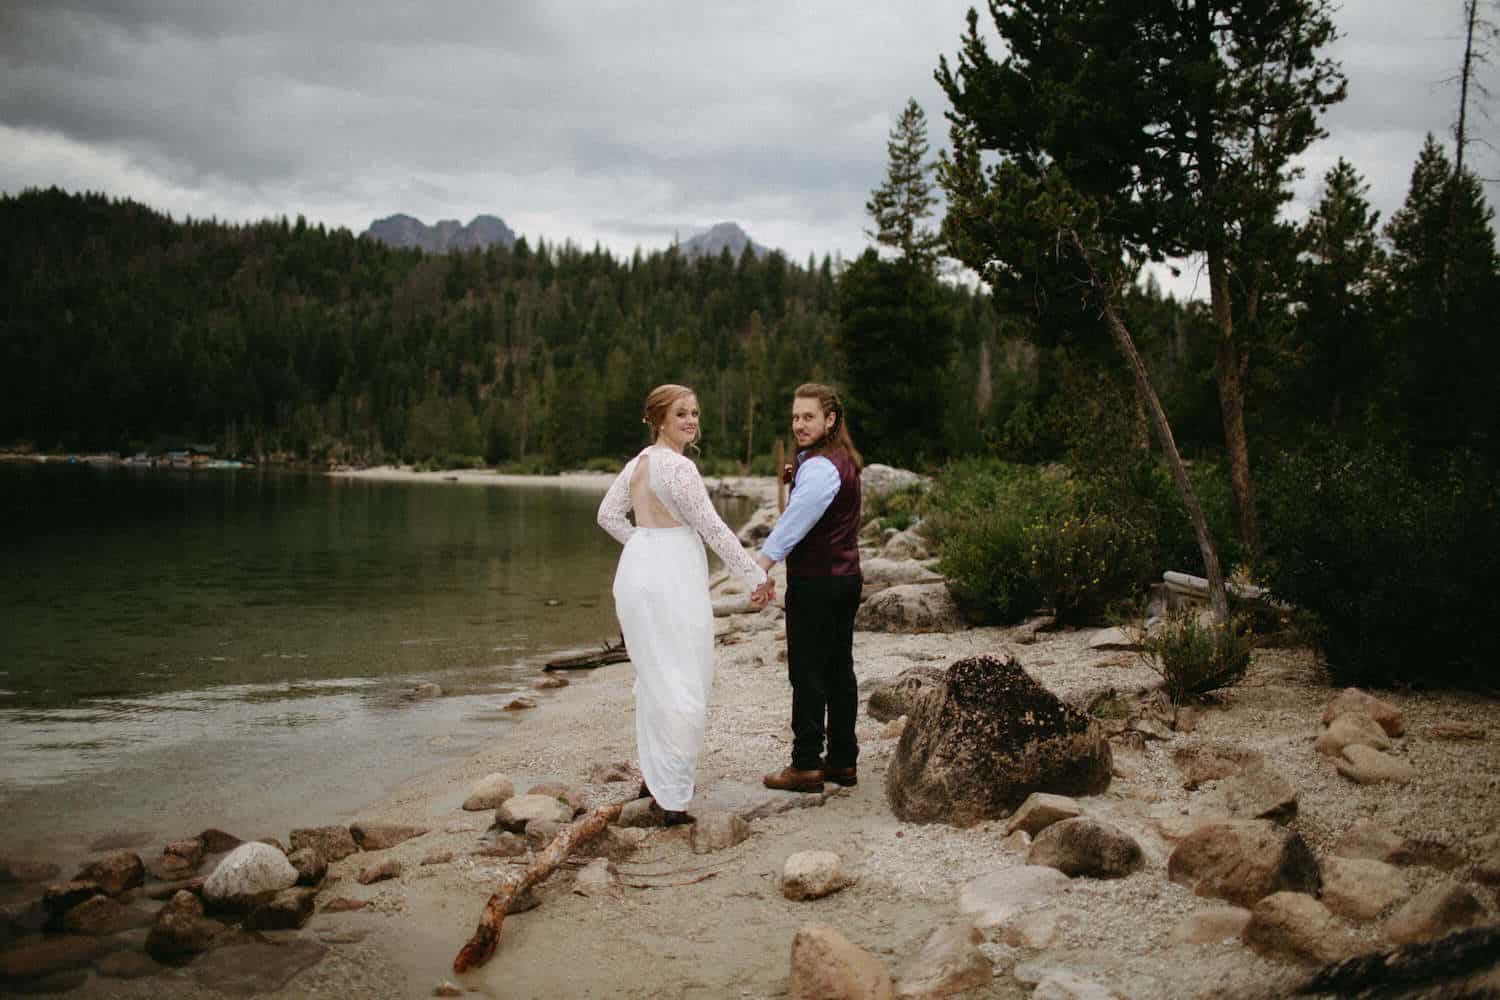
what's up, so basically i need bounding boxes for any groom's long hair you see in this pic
[794,383,863,472]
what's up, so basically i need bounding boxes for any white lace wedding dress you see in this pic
[596,446,767,811]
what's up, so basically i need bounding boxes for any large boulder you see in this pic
[145,890,221,960]
[862,464,927,499]
[1322,688,1405,737]
[1003,793,1082,838]
[894,923,992,998]
[202,842,298,909]
[860,558,944,596]
[1336,745,1417,784]
[789,925,895,1000]
[736,504,780,546]
[494,794,574,832]
[1243,892,1362,965]
[463,774,516,811]
[1385,883,1487,945]
[885,655,1112,825]
[880,528,930,561]
[865,666,945,722]
[856,583,964,634]
[1314,714,1393,756]
[1167,821,1321,907]
[1320,857,1408,921]
[1026,817,1144,879]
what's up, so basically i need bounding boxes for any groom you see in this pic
[753,383,863,794]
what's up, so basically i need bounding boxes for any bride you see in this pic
[596,384,773,824]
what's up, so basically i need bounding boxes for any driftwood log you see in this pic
[452,798,627,973]
[544,636,628,671]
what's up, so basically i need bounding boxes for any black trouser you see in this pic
[785,574,862,771]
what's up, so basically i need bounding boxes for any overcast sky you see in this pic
[1,2,1491,294]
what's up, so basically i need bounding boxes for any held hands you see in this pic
[750,579,777,608]
[780,463,796,485]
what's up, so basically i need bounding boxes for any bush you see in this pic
[1023,511,1154,626]
[864,483,929,532]
[1142,609,1253,704]
[1260,440,1498,689]
[938,506,1041,623]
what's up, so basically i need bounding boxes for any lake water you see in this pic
[0,463,750,864]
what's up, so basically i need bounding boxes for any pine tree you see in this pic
[865,98,943,272]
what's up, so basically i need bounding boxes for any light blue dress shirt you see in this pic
[761,455,842,563]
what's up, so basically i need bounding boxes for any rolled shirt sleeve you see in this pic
[760,456,841,564]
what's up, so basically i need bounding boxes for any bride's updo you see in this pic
[642,384,697,442]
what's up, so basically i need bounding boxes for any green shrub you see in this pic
[1143,609,1253,704]
[938,507,1041,623]
[1260,441,1498,690]
[864,483,929,532]
[1023,511,1154,625]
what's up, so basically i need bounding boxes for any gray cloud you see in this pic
[1,1,1492,273]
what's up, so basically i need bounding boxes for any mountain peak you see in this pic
[362,214,517,253]
[679,221,769,259]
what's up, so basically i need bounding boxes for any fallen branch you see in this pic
[622,871,719,889]
[544,636,629,671]
[452,798,626,973]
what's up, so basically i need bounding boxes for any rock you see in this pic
[0,934,107,981]
[995,909,1073,949]
[1297,925,1500,999]
[463,774,517,811]
[93,950,162,980]
[1087,627,1142,651]
[866,666,946,722]
[525,819,567,850]
[958,866,1072,929]
[1199,766,1299,823]
[1003,793,1082,838]
[1314,713,1392,756]
[434,980,464,996]
[1168,821,1321,907]
[689,812,751,855]
[203,842,299,911]
[145,890,221,960]
[1332,822,1404,863]
[59,895,152,935]
[287,847,327,886]
[495,793,575,832]
[187,939,328,994]
[862,464,927,499]
[411,682,442,699]
[572,858,616,895]
[1001,830,1032,852]
[1170,906,1251,945]
[1322,688,1404,737]
[1244,892,1360,965]
[894,923,991,997]
[855,583,964,634]
[735,504,780,545]
[789,925,895,1000]
[860,558,945,596]
[586,761,634,784]
[473,832,528,858]
[1027,817,1144,879]
[243,887,318,931]
[885,654,1112,825]
[880,528,930,561]
[289,825,359,863]
[881,716,908,739]
[74,851,144,896]
[576,826,649,862]
[1320,857,1408,920]
[504,696,537,710]
[1386,883,1487,944]
[1172,745,1265,789]
[526,782,588,815]
[532,675,568,690]
[163,838,205,868]
[1337,745,1417,784]
[350,822,429,851]
[357,859,401,885]
[783,851,849,901]
[42,881,104,918]
[617,798,665,829]
[0,858,60,884]
[321,897,367,913]
[1031,970,1119,999]
[198,829,243,854]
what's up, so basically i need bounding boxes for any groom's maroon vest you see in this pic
[785,447,862,579]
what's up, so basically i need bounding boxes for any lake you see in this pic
[0,462,751,864]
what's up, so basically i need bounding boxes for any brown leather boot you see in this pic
[762,766,825,793]
[821,760,857,787]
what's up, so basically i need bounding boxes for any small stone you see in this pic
[1385,883,1487,944]
[617,798,665,829]
[526,782,587,815]
[287,847,327,886]
[895,923,991,997]
[42,880,105,917]
[350,822,429,851]
[198,829,243,854]
[1336,745,1417,784]
[321,897,368,913]
[1315,714,1392,756]
[411,682,442,699]
[532,675,568,690]
[1003,793,1082,838]
[572,858,616,895]
[586,760,634,784]
[997,910,1073,949]
[289,825,359,863]
[1026,817,1144,879]
[958,866,1072,929]
[420,851,454,866]
[243,887,318,931]
[1170,906,1251,945]
[203,842,299,908]
[1322,688,1404,737]
[504,696,537,711]
[1167,821,1321,907]
[463,774,516,811]
[434,981,464,997]
[163,838,205,866]
[1320,857,1408,920]
[472,832,528,858]
[689,812,751,855]
[73,851,145,896]
[1243,892,1360,965]
[356,858,401,885]
[495,793,574,832]
[783,851,848,901]
[790,925,895,1000]
[145,890,221,960]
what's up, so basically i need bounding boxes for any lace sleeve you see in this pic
[659,454,768,587]
[595,459,637,545]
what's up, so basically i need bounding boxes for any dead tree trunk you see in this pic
[452,799,627,973]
